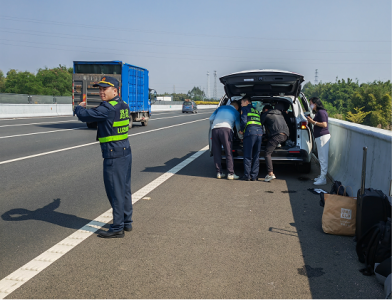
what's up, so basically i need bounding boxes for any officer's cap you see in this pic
[93,76,119,89]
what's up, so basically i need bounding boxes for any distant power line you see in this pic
[1,15,390,43]
[0,40,388,66]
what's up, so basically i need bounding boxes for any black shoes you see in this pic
[251,178,258,181]
[124,226,133,232]
[240,176,250,181]
[97,230,124,238]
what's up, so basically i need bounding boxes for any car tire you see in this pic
[296,162,311,173]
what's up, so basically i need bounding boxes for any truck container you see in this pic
[73,61,154,128]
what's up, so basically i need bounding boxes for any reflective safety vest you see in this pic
[98,100,130,143]
[245,107,262,130]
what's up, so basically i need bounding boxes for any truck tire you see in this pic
[86,122,97,129]
[142,121,148,126]
[129,118,133,129]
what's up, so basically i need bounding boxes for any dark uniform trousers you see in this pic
[74,96,133,233]
[243,127,263,180]
[103,148,132,232]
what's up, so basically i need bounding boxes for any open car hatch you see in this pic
[220,69,304,98]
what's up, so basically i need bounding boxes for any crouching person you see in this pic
[209,100,241,180]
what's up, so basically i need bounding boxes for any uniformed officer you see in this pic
[238,96,263,181]
[74,76,132,238]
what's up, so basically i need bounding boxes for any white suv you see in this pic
[209,69,315,173]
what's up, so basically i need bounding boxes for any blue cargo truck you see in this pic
[72,61,156,129]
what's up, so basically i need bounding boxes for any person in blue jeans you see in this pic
[239,96,263,181]
[209,100,241,180]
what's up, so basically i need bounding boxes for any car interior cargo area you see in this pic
[222,96,298,152]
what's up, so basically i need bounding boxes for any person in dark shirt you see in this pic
[260,103,290,182]
[306,97,330,185]
[238,96,263,181]
[74,76,133,238]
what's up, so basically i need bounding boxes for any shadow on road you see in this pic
[141,151,200,174]
[1,198,92,230]
[284,169,384,298]
[173,152,383,298]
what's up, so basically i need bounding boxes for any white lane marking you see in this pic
[150,112,211,121]
[0,113,212,138]
[0,118,208,165]
[0,145,209,299]
[0,115,72,121]
[0,120,76,128]
[0,127,84,139]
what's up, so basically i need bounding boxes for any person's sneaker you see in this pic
[227,174,239,180]
[314,176,327,185]
[313,175,321,181]
[264,174,276,182]
[217,172,226,179]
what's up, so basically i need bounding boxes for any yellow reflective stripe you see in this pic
[113,119,129,127]
[99,80,114,87]
[108,101,118,106]
[247,121,262,126]
[248,113,259,117]
[98,133,128,143]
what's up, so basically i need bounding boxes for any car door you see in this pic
[298,92,316,154]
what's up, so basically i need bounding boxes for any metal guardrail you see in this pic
[0,93,72,104]
[152,101,184,105]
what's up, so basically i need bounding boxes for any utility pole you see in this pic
[315,69,319,85]
[173,85,176,94]
[207,71,210,99]
[213,70,217,100]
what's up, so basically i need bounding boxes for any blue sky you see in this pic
[0,0,390,96]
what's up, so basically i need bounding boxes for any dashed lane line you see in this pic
[0,145,209,299]
[0,118,208,165]
[0,120,76,128]
[0,127,84,139]
[0,113,212,139]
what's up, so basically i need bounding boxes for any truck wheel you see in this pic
[86,122,97,129]
[142,121,148,126]
[129,118,133,129]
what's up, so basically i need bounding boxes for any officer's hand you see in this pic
[79,101,86,108]
[239,131,243,135]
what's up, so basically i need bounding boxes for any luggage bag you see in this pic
[356,147,391,241]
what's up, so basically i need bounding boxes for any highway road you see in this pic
[0,110,384,299]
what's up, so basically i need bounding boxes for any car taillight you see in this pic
[300,121,307,130]
[289,151,300,153]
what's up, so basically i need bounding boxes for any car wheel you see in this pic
[296,162,311,173]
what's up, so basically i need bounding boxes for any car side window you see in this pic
[298,92,311,112]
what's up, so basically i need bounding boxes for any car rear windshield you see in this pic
[183,103,192,106]
[74,64,122,74]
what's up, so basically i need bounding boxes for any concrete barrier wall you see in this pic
[151,104,217,112]
[328,118,392,199]
[0,104,217,118]
[0,104,73,118]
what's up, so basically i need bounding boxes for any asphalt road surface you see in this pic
[0,110,384,299]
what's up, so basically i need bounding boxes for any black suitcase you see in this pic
[356,147,391,240]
